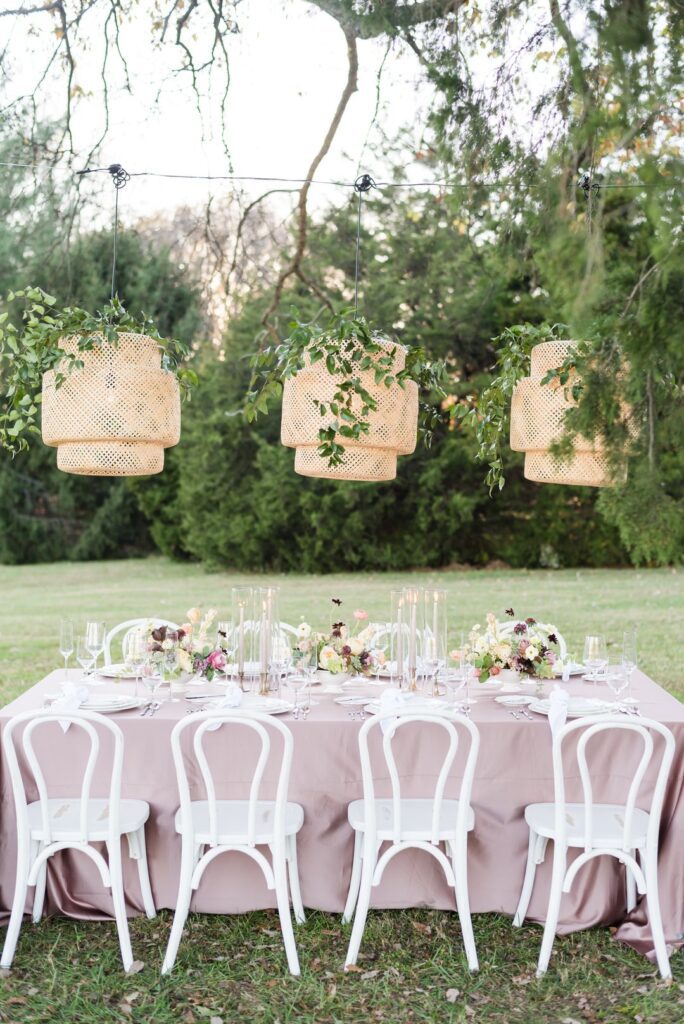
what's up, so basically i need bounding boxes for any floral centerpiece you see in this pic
[465,609,559,684]
[298,601,385,678]
[146,607,226,681]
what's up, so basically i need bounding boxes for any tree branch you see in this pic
[260,24,359,337]
[309,0,466,39]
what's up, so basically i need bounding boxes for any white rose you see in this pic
[476,637,489,655]
[494,642,512,662]
[525,645,539,660]
[161,638,175,652]
[319,644,336,666]
[348,637,363,656]
[297,622,312,639]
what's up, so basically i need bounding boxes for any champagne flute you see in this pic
[76,636,95,682]
[123,631,147,699]
[59,619,74,681]
[583,634,608,684]
[85,621,106,685]
[621,629,639,705]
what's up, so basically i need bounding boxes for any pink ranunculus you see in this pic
[472,667,481,678]
[518,638,529,652]
[353,609,368,621]
[207,650,226,671]
[546,651,556,664]
[490,665,501,676]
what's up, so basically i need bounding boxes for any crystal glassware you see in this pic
[85,620,106,685]
[605,663,629,704]
[231,588,254,691]
[76,636,95,681]
[423,589,447,696]
[402,587,424,692]
[59,618,74,682]
[583,634,608,683]
[123,630,147,698]
[621,629,639,705]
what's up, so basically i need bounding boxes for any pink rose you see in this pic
[472,667,481,678]
[207,650,226,670]
[353,609,368,621]
[490,665,501,676]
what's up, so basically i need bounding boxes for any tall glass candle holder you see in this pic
[402,587,423,692]
[390,589,405,688]
[231,587,254,692]
[423,588,447,696]
[257,587,280,696]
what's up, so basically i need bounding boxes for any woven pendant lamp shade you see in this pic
[510,340,626,487]
[42,332,181,476]
[281,337,419,481]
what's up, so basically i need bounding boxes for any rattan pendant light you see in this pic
[42,332,181,476]
[510,340,626,487]
[281,337,419,481]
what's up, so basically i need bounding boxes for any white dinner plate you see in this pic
[494,695,535,707]
[204,695,294,715]
[528,697,613,719]
[334,695,372,706]
[81,695,145,713]
[553,663,586,678]
[364,699,451,716]
[97,663,138,680]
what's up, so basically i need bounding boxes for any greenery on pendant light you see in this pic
[244,309,446,467]
[0,287,197,455]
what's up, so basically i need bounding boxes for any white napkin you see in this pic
[206,682,243,731]
[548,684,570,739]
[49,682,89,733]
[378,688,415,734]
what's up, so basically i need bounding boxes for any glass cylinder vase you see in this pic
[231,587,254,692]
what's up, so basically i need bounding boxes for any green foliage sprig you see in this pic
[455,322,570,492]
[245,309,446,468]
[0,287,197,454]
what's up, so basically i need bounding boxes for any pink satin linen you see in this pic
[1,670,682,962]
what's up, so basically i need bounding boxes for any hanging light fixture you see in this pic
[509,340,627,486]
[281,337,419,481]
[41,333,181,476]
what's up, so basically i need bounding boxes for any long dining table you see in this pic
[1,669,682,964]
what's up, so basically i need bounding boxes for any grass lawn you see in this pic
[0,558,683,1023]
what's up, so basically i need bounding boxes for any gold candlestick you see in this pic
[259,671,269,697]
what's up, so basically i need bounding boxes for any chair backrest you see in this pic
[3,709,125,846]
[497,621,568,660]
[553,716,675,854]
[170,710,294,848]
[357,710,480,844]
[104,618,179,664]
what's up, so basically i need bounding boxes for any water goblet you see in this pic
[583,634,608,684]
[621,629,639,705]
[440,668,467,710]
[123,631,147,699]
[76,636,95,682]
[59,619,74,682]
[605,664,629,706]
[288,673,310,715]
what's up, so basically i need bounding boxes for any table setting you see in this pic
[1,584,683,973]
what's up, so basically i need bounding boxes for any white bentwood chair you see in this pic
[1,709,156,972]
[104,618,179,665]
[343,709,480,972]
[162,710,305,977]
[512,715,675,979]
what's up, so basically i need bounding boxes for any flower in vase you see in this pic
[187,608,202,625]
[161,638,175,652]
[297,621,312,639]
[525,645,539,661]
[207,650,226,671]
[490,665,501,676]
[178,649,194,673]
[348,637,364,656]
[353,609,368,621]
[375,649,387,666]
[180,622,193,635]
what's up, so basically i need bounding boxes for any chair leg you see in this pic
[130,827,157,920]
[0,842,31,969]
[344,836,377,969]
[161,840,201,975]
[30,841,47,924]
[342,830,363,925]
[107,838,134,973]
[513,828,539,927]
[536,840,566,978]
[273,846,301,976]
[626,852,637,914]
[642,849,672,980]
[286,834,306,925]
[451,836,478,972]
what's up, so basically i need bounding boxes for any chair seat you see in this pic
[525,802,650,848]
[27,798,150,842]
[348,798,474,840]
[174,800,304,844]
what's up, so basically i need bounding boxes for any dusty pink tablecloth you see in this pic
[1,670,682,962]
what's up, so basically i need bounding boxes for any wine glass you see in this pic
[59,619,74,681]
[140,659,163,704]
[605,664,629,705]
[76,636,95,682]
[123,630,147,698]
[439,667,467,709]
[583,635,608,684]
[371,628,389,685]
[288,672,310,715]
[621,629,639,705]
[85,621,105,685]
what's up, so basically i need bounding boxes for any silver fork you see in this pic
[145,701,162,718]
[519,708,534,720]
[508,709,522,721]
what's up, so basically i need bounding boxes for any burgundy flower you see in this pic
[331,621,345,638]
[341,645,352,656]
[513,622,527,635]
[548,632,558,644]
[149,641,163,653]
[359,651,370,665]
[151,626,167,643]
[177,629,186,641]
[525,617,536,625]
[505,607,515,617]
[331,598,342,607]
